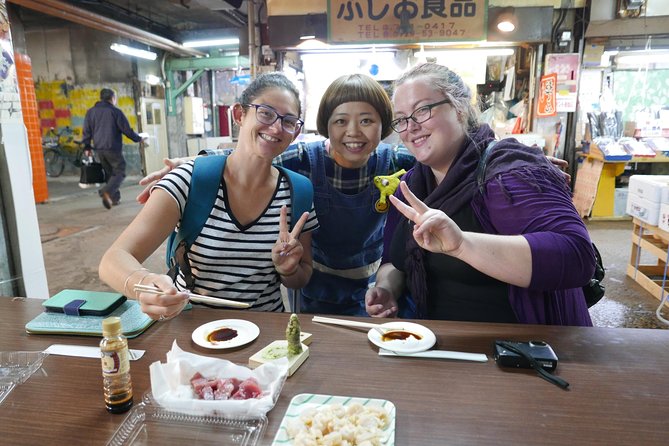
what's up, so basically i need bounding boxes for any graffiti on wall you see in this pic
[0,3,21,124]
[35,81,138,150]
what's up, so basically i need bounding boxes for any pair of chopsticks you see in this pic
[312,315,390,334]
[133,284,250,309]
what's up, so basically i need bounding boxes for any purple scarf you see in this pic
[404,124,551,317]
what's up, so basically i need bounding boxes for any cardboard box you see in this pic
[614,188,628,217]
[623,121,637,138]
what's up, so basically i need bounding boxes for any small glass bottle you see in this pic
[100,316,133,413]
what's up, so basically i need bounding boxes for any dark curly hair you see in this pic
[239,72,301,116]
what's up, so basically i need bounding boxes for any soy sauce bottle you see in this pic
[100,317,133,413]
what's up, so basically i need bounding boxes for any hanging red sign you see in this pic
[537,73,558,118]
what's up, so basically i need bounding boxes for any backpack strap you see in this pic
[276,166,313,231]
[166,155,227,269]
[476,140,498,195]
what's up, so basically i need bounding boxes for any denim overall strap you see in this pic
[301,144,392,315]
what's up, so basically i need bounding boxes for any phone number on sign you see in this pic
[358,23,468,39]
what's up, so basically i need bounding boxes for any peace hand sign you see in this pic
[389,182,464,256]
[272,205,309,275]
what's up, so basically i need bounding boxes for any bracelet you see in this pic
[123,267,148,296]
[134,272,153,299]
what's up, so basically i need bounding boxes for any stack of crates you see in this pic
[626,175,669,227]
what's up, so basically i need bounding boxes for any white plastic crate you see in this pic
[628,175,669,204]
[626,192,662,225]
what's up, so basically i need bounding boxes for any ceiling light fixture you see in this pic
[300,14,319,41]
[110,43,157,60]
[182,38,240,48]
[145,74,162,85]
[616,50,669,66]
[496,8,517,33]
[296,39,330,50]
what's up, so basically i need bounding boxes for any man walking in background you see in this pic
[82,88,144,209]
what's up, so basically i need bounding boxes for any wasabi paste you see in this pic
[286,313,302,356]
[262,345,288,360]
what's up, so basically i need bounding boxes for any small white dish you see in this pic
[272,393,396,445]
[192,319,260,350]
[367,321,436,354]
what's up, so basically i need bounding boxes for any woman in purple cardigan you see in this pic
[365,63,594,326]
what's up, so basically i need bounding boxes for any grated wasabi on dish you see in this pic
[286,313,302,356]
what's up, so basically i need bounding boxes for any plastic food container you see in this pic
[107,393,267,446]
[0,351,49,404]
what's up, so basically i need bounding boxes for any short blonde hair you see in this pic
[393,63,479,133]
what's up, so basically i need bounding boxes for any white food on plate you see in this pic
[286,402,390,446]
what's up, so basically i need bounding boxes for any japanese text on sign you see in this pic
[328,0,487,44]
[537,73,558,117]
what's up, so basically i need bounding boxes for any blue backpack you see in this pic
[166,155,313,288]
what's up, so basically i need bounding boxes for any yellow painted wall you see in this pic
[35,81,138,149]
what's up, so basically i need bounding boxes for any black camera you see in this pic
[493,340,558,372]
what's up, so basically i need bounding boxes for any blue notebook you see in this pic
[25,300,155,339]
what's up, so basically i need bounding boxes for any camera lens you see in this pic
[529,340,547,347]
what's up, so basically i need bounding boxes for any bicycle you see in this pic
[42,127,84,177]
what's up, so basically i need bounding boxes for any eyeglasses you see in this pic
[243,103,304,134]
[390,98,451,133]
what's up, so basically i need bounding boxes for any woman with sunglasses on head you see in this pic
[99,73,318,321]
[366,63,595,326]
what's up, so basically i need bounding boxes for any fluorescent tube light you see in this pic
[416,48,515,58]
[617,54,669,65]
[145,74,162,85]
[110,43,157,60]
[183,38,239,48]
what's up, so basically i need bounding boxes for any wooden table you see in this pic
[1,297,668,445]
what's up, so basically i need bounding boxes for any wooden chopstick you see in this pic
[312,315,387,334]
[132,284,250,309]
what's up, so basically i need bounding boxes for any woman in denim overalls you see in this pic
[283,75,415,315]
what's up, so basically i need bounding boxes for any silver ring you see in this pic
[158,314,166,321]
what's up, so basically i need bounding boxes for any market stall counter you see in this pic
[1,297,668,445]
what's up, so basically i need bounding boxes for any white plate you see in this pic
[367,321,436,354]
[191,319,260,350]
[271,393,396,446]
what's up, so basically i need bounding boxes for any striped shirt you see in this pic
[205,142,416,195]
[154,161,319,312]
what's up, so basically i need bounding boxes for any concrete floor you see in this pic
[36,175,669,329]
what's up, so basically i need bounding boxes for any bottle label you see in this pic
[101,349,130,375]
